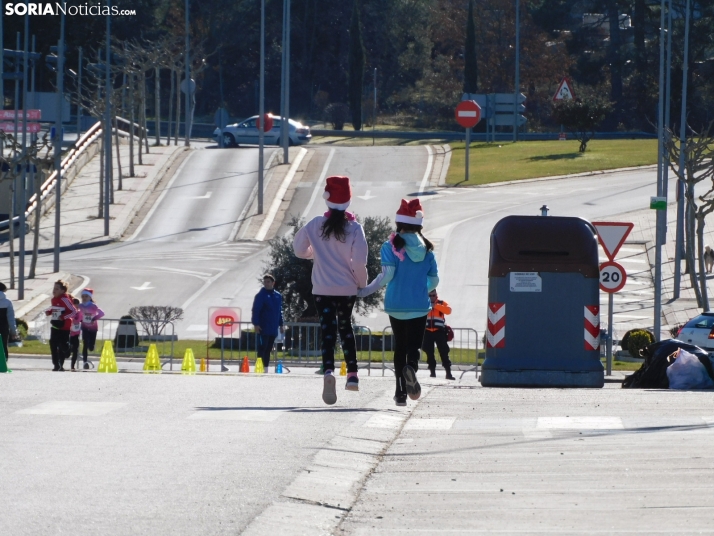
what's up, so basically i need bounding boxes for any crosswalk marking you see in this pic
[403,418,455,430]
[16,401,127,416]
[188,410,282,422]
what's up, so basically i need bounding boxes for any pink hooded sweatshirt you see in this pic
[293,213,368,296]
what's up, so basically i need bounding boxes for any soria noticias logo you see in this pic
[4,3,137,16]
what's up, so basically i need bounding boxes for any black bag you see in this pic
[622,339,712,389]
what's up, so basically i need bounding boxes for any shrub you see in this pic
[128,306,183,337]
[15,318,28,340]
[670,323,685,338]
[622,329,656,358]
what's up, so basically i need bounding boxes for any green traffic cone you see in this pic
[0,335,11,373]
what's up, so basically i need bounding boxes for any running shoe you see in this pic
[393,395,407,407]
[402,365,421,400]
[345,376,359,391]
[83,362,89,370]
[322,372,337,405]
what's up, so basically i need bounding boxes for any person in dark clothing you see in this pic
[251,274,284,371]
[0,282,18,362]
[422,290,455,380]
[45,280,79,371]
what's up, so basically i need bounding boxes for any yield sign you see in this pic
[552,78,576,101]
[592,222,634,261]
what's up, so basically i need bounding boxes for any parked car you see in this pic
[676,312,714,351]
[213,115,311,147]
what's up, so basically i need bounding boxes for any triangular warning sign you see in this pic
[592,222,634,261]
[553,78,576,101]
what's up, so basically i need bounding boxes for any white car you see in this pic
[213,115,311,147]
[677,313,714,351]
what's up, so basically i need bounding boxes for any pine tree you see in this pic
[463,0,478,94]
[348,0,366,131]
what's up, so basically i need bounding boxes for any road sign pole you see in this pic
[465,127,470,183]
[53,5,65,273]
[513,0,520,143]
[607,292,613,376]
[258,0,265,214]
[19,13,29,300]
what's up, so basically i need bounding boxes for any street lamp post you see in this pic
[258,0,265,214]
[184,0,190,147]
[280,0,291,164]
[513,0,520,142]
[103,0,112,236]
[53,2,65,272]
[18,10,29,300]
[653,0,666,339]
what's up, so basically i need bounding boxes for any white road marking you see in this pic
[256,147,307,241]
[364,413,404,429]
[17,401,127,416]
[185,191,212,199]
[418,145,434,194]
[148,266,213,277]
[301,147,335,220]
[403,418,455,430]
[537,416,624,430]
[130,282,154,291]
[357,189,376,200]
[127,150,196,241]
[180,269,229,311]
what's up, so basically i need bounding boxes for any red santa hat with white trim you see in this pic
[395,198,424,226]
[323,176,352,210]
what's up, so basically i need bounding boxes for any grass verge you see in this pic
[446,139,657,185]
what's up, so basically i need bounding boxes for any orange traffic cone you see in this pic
[240,356,250,373]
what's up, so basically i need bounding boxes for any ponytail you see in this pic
[393,223,433,252]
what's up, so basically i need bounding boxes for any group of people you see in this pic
[45,280,104,371]
[274,175,453,406]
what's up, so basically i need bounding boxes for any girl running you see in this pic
[78,288,104,370]
[358,199,438,406]
[45,280,79,371]
[293,176,368,405]
[69,298,81,370]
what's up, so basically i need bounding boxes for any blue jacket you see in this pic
[251,288,284,336]
[381,233,438,319]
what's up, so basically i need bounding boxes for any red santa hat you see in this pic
[323,176,352,210]
[395,198,424,226]
[81,288,94,297]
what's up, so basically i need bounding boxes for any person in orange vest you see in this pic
[422,290,455,380]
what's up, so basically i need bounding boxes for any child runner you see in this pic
[358,199,438,406]
[69,298,81,370]
[293,176,368,405]
[78,288,104,370]
[45,280,79,371]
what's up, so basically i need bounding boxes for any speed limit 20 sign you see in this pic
[599,261,627,293]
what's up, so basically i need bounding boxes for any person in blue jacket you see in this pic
[251,274,284,371]
[359,199,438,406]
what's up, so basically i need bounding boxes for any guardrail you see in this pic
[309,129,657,142]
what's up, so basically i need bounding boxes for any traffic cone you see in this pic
[255,358,264,374]
[181,348,196,375]
[199,357,206,372]
[0,335,11,373]
[143,344,162,373]
[97,341,117,373]
[240,356,250,373]
[340,361,347,376]
[275,360,283,374]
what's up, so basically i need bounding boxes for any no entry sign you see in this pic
[455,100,482,128]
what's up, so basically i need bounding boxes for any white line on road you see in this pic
[185,191,212,199]
[418,145,434,193]
[127,150,196,242]
[148,266,213,277]
[256,148,307,241]
[301,147,335,220]
[180,268,229,311]
[130,282,154,291]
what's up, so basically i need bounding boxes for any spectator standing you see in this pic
[251,274,284,372]
[293,176,368,405]
[45,280,79,371]
[0,282,17,363]
[359,199,439,406]
[78,288,104,370]
[422,290,455,380]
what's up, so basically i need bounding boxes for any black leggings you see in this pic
[390,315,427,395]
[49,328,71,370]
[422,329,451,370]
[70,335,80,368]
[314,295,357,373]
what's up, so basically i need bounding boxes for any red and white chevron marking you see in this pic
[487,303,506,348]
[584,305,600,351]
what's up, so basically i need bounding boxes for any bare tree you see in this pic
[128,305,184,337]
[666,122,714,310]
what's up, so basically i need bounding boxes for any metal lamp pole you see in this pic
[53,3,65,272]
[258,0,265,214]
[513,0,520,142]
[103,0,111,236]
[184,0,190,147]
[18,10,30,299]
[280,0,291,164]
[653,0,666,339]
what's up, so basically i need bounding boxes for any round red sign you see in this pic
[455,100,482,128]
[256,113,274,132]
[599,261,627,293]
[209,308,240,336]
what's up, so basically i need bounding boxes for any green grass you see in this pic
[10,340,641,371]
[446,139,657,185]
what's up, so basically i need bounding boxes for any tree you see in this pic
[552,95,612,152]
[263,215,392,321]
[348,0,366,131]
[128,305,184,337]
[463,0,478,94]
[666,123,714,310]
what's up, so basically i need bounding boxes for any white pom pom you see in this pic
[322,191,330,200]
[415,210,424,218]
